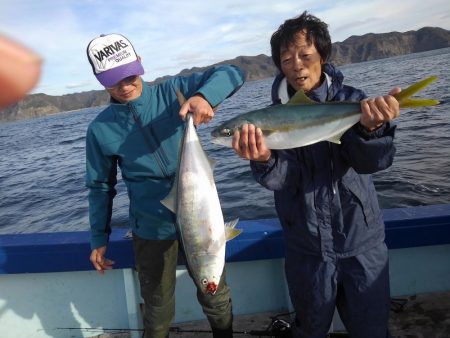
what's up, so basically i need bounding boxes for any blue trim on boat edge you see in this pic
[1,204,450,274]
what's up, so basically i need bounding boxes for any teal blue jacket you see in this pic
[86,65,244,249]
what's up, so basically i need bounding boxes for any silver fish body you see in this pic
[210,102,361,149]
[162,113,238,294]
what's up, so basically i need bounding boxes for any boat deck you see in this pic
[92,290,450,338]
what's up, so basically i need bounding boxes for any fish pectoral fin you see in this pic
[225,218,241,241]
[326,130,347,145]
[225,228,242,241]
[327,137,341,145]
[287,90,316,105]
[160,183,177,213]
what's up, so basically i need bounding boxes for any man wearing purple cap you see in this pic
[85,33,244,338]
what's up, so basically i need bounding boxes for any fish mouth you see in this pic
[210,128,220,138]
[206,282,218,295]
[210,137,231,148]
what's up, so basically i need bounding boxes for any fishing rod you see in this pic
[55,311,349,337]
[55,326,291,337]
[55,326,348,337]
[55,315,293,337]
[169,315,293,337]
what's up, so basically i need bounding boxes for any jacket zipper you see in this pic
[128,103,170,178]
[329,143,336,195]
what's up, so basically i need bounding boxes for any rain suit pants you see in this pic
[286,243,391,338]
[132,234,233,338]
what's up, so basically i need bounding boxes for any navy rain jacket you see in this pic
[250,64,397,261]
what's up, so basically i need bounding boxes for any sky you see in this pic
[1,0,449,96]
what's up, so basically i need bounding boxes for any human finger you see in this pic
[90,250,104,274]
[100,258,115,271]
[232,129,241,154]
[247,124,259,158]
[239,124,252,159]
[197,108,214,125]
[90,247,114,275]
[185,96,214,125]
[360,98,383,130]
[178,101,189,121]
[388,87,401,96]
[255,128,271,162]
[0,35,42,109]
[383,94,400,119]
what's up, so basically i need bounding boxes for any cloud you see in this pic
[319,0,450,42]
[1,0,449,95]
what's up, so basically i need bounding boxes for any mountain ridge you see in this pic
[2,26,450,122]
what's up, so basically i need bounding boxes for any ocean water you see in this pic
[1,47,450,234]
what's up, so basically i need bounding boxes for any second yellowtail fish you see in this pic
[211,76,440,149]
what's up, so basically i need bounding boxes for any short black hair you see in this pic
[270,11,332,70]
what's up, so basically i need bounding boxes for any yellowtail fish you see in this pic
[161,91,241,295]
[211,76,440,149]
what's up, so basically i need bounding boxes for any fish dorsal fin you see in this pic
[225,218,241,241]
[287,90,316,105]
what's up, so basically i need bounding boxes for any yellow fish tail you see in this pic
[394,76,440,108]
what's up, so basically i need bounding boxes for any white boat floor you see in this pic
[91,290,450,338]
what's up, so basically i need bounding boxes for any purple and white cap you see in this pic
[87,33,144,87]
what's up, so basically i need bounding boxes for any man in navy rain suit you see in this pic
[232,12,400,338]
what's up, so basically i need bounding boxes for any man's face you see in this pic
[106,75,143,103]
[280,31,323,94]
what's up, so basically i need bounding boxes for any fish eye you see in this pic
[221,128,232,137]
[201,278,208,285]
